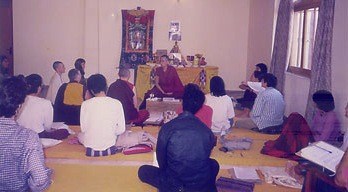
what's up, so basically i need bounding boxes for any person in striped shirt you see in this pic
[236,73,285,134]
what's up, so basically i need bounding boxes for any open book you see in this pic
[296,141,345,173]
[247,81,265,93]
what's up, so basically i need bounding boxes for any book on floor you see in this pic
[296,141,345,173]
[228,167,262,183]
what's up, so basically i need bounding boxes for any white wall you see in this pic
[13,0,251,90]
[246,0,275,79]
[332,0,348,131]
[13,0,85,83]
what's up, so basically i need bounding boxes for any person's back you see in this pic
[0,121,51,191]
[54,69,84,125]
[158,112,216,191]
[176,104,213,128]
[251,87,285,129]
[205,94,235,132]
[0,76,52,191]
[78,74,126,156]
[138,83,219,192]
[205,76,235,134]
[80,96,125,150]
[17,95,53,133]
[108,79,137,122]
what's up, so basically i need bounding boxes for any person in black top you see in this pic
[138,83,219,192]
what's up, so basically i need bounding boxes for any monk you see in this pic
[139,55,184,109]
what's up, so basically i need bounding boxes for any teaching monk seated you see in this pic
[139,55,184,109]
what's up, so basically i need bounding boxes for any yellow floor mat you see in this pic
[45,126,286,167]
[46,163,300,192]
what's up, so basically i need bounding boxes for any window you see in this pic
[288,0,320,77]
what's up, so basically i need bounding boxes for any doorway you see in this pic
[0,0,13,75]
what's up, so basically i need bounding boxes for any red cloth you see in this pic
[176,105,213,128]
[107,79,138,121]
[147,66,184,99]
[129,109,150,125]
[261,112,314,161]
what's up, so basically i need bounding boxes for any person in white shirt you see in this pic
[46,61,65,104]
[17,74,69,140]
[78,74,126,157]
[205,76,235,135]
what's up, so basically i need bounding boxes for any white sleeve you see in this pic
[43,101,53,130]
[80,102,87,133]
[115,102,126,136]
[226,96,235,118]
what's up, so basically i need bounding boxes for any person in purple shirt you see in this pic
[311,90,341,146]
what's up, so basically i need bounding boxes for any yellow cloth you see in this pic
[63,83,83,105]
[135,65,219,99]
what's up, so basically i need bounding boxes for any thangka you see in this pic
[119,9,155,69]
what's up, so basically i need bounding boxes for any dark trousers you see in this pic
[138,158,219,192]
[38,129,69,140]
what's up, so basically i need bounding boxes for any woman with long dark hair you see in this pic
[205,76,235,135]
[74,58,86,86]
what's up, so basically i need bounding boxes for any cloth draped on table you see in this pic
[119,9,155,69]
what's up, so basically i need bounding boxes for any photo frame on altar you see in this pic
[169,21,181,41]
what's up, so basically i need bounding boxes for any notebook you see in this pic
[296,141,345,173]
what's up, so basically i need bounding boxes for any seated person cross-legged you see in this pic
[138,84,219,192]
[235,73,285,134]
[54,69,86,125]
[205,76,235,135]
[236,63,268,117]
[78,74,126,157]
[310,90,341,147]
[107,68,149,125]
[0,76,52,191]
[17,74,69,140]
[299,101,347,192]
[139,55,184,109]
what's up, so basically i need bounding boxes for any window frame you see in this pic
[287,0,320,78]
